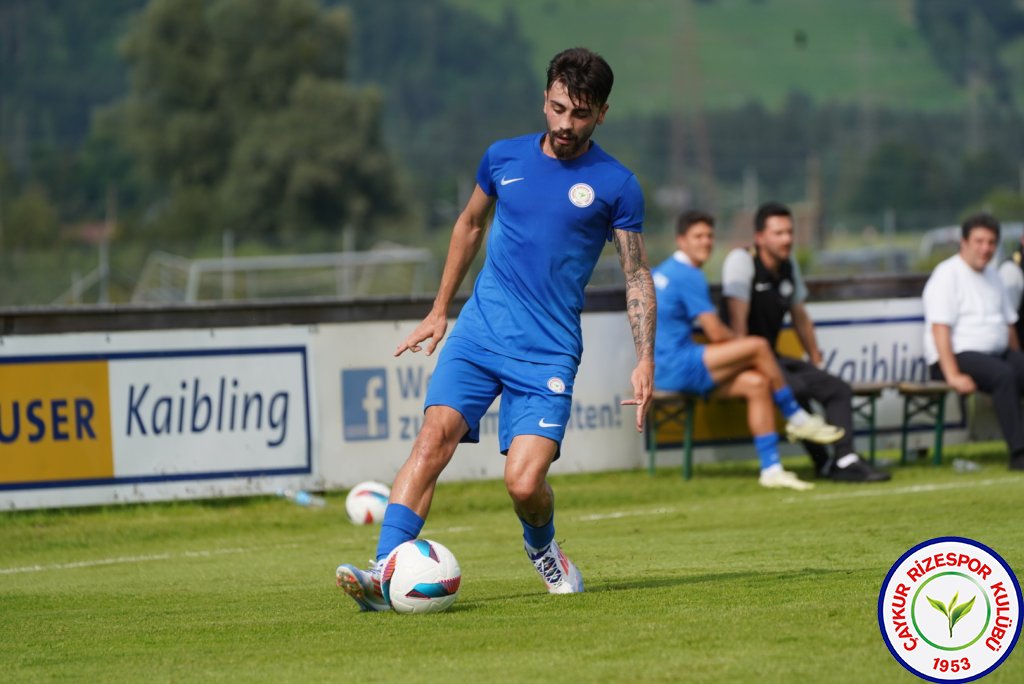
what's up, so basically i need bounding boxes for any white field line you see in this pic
[0,543,300,576]
[782,477,1019,504]
[575,507,677,522]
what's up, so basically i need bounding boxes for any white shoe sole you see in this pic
[336,565,389,612]
[786,425,845,445]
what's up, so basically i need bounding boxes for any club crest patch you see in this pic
[568,183,595,208]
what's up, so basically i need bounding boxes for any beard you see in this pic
[547,127,592,160]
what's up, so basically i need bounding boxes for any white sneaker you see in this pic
[759,469,815,491]
[785,414,844,445]
[527,540,584,594]
[336,560,390,612]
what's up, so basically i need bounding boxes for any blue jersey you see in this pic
[653,252,716,386]
[450,132,644,370]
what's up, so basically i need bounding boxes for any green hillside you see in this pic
[450,0,966,115]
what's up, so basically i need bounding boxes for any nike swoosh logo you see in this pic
[500,176,524,186]
[538,419,562,428]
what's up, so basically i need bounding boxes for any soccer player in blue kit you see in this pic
[653,211,844,491]
[336,47,656,610]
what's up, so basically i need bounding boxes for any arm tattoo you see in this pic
[614,230,656,361]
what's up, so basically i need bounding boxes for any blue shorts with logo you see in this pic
[655,344,716,397]
[424,335,575,458]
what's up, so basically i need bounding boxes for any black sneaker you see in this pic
[829,455,891,483]
[1010,454,1024,471]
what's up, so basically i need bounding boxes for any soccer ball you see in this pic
[344,481,390,525]
[381,539,461,614]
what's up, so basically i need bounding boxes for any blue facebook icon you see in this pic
[342,368,389,441]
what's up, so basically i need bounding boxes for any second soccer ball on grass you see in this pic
[344,481,390,525]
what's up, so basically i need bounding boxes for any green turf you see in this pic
[451,0,966,115]
[2,446,1022,683]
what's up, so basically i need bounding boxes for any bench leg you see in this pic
[867,397,877,464]
[900,397,911,465]
[647,419,656,476]
[933,395,947,466]
[683,400,694,480]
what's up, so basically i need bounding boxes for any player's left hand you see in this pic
[621,360,653,431]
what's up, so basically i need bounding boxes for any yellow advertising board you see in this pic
[0,360,114,482]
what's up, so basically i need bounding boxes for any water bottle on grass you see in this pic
[951,458,981,473]
[278,489,326,507]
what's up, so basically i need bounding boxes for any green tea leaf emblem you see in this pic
[928,592,975,638]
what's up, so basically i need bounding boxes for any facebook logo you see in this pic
[341,368,389,441]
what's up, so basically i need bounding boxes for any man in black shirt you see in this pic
[998,234,1024,346]
[721,202,890,483]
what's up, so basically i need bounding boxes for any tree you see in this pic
[108,0,403,245]
[0,0,146,171]
[915,0,1024,108]
[849,141,954,223]
[334,0,539,227]
[5,184,59,250]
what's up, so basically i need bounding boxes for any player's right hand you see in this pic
[395,311,448,357]
[948,372,976,395]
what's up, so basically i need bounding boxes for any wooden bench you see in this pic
[850,381,893,464]
[647,383,889,479]
[646,390,697,479]
[647,381,943,477]
[896,381,956,465]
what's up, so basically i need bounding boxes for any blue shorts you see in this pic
[655,344,716,396]
[424,336,575,458]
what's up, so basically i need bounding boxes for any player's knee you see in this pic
[738,370,769,397]
[831,376,852,400]
[504,470,543,505]
[409,424,458,470]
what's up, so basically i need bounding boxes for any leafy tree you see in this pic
[333,0,539,227]
[915,0,1024,107]
[0,0,146,169]
[109,0,404,245]
[5,184,59,250]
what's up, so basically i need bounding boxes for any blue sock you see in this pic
[520,515,555,552]
[754,432,781,470]
[376,503,424,562]
[772,386,802,419]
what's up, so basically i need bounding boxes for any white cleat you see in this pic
[759,469,815,491]
[336,560,390,612]
[527,539,584,594]
[785,414,845,445]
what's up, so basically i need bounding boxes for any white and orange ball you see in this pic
[344,481,390,525]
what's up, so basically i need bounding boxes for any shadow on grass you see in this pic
[591,567,844,593]
[454,567,845,608]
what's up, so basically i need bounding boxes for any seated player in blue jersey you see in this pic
[336,48,657,610]
[653,210,844,490]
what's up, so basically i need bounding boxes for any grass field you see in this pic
[2,446,1023,683]
[452,0,965,115]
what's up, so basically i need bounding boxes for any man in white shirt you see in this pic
[923,212,1024,470]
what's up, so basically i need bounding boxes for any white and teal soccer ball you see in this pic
[381,539,462,614]
[344,481,390,525]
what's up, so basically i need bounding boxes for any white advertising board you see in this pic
[0,327,314,509]
[0,296,977,509]
[312,311,642,489]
